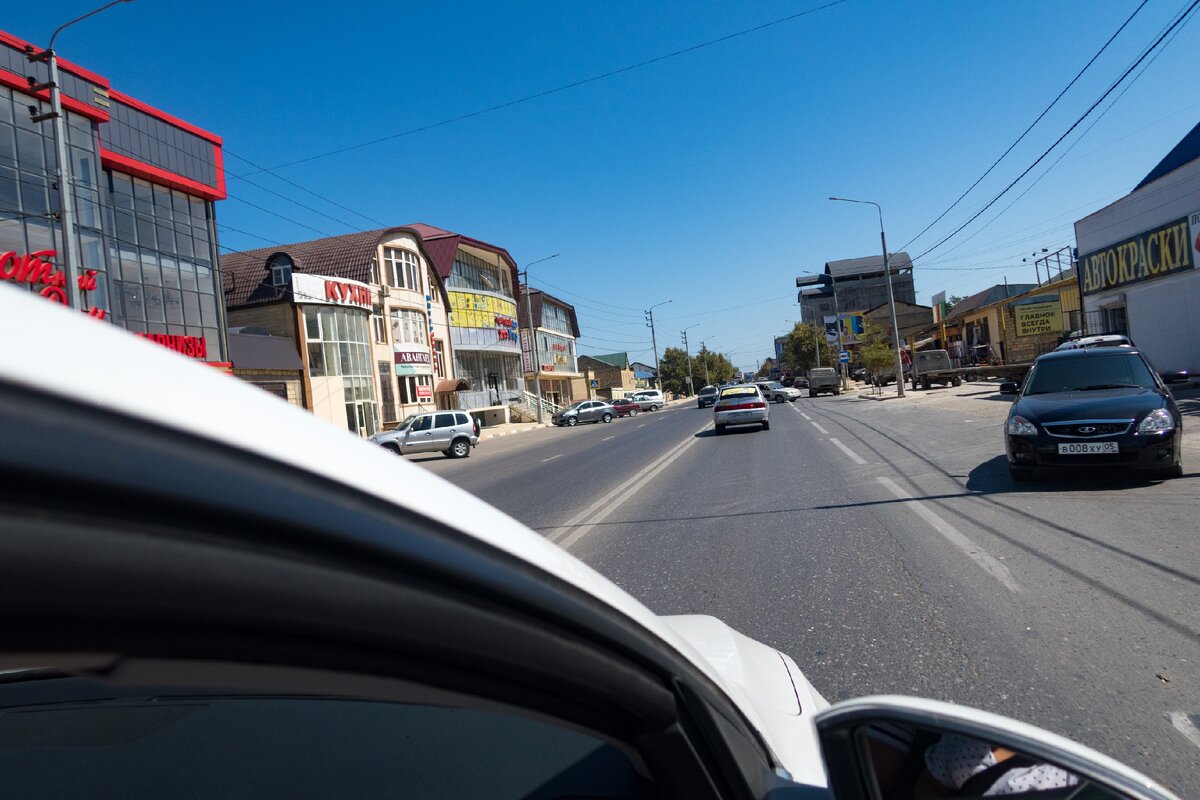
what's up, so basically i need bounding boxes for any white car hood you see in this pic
[0,287,824,776]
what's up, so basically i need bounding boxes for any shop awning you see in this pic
[435,378,471,393]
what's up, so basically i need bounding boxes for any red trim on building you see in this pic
[0,30,111,88]
[108,89,222,145]
[101,149,226,201]
[213,143,226,198]
[0,68,108,123]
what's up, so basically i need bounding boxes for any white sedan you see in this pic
[0,287,1177,800]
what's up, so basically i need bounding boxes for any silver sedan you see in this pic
[713,384,769,433]
[552,400,615,426]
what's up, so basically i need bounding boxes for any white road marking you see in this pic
[810,421,830,435]
[876,476,1020,592]
[1169,711,1200,751]
[829,438,867,465]
[541,454,564,463]
[602,436,614,441]
[799,412,812,420]
[548,421,711,550]
[637,423,646,428]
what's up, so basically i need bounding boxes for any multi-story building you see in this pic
[517,287,583,407]
[798,253,916,331]
[0,28,228,362]
[407,224,526,424]
[221,228,455,436]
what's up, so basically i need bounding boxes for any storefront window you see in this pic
[303,305,378,436]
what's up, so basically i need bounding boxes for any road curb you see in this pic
[480,424,547,441]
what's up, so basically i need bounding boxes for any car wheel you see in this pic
[566,416,578,427]
[381,442,401,455]
[921,379,931,390]
[809,391,815,397]
[601,412,613,423]
[650,404,660,411]
[762,420,770,431]
[1009,465,1034,482]
[630,408,639,416]
[447,439,471,459]
[952,377,962,387]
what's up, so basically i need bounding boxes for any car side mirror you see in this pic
[1161,370,1189,385]
[999,382,1019,395]
[815,697,1179,800]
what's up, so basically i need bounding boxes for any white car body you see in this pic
[0,287,1180,799]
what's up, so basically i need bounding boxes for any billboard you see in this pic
[1014,299,1063,337]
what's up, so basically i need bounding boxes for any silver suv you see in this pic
[371,410,479,458]
[629,389,665,411]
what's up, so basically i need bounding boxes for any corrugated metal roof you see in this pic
[1135,118,1200,190]
[943,284,1036,320]
[517,287,581,338]
[228,332,304,371]
[826,252,914,278]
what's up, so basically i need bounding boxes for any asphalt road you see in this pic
[414,393,1200,794]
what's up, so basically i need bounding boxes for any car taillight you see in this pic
[722,401,766,410]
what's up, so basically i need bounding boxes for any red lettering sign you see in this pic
[136,333,208,360]
[324,279,371,308]
[416,384,433,399]
[1,251,107,318]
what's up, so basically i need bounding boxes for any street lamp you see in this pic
[27,0,135,311]
[829,196,906,398]
[520,253,559,424]
[645,299,672,390]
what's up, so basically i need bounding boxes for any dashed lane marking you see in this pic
[1169,711,1200,751]
[829,437,867,465]
[541,454,564,463]
[810,421,830,435]
[877,476,1020,592]
[799,411,812,420]
[602,436,614,441]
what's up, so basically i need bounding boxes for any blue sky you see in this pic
[10,1,1200,371]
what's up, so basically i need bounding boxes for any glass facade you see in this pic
[535,331,578,373]
[0,81,226,359]
[447,250,512,296]
[304,305,378,436]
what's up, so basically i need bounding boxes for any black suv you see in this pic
[1002,348,1186,481]
[696,385,719,408]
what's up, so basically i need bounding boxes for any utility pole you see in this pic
[681,325,698,396]
[699,341,711,386]
[26,1,134,311]
[645,299,672,390]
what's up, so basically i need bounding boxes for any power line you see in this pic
[901,0,1151,252]
[234,0,851,176]
[911,0,1200,263]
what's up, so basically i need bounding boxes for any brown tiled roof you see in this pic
[403,222,521,289]
[222,227,441,309]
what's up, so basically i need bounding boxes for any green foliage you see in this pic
[691,346,736,387]
[780,323,835,374]
[657,347,691,395]
[857,319,896,376]
[755,358,776,379]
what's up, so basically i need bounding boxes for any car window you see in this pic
[434,413,457,428]
[0,675,654,800]
[719,386,758,398]
[410,415,432,432]
[457,413,471,426]
[1024,354,1158,395]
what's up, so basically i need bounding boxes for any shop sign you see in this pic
[1014,299,1063,337]
[292,272,372,309]
[1079,213,1199,295]
[0,249,107,319]
[449,291,518,331]
[541,364,555,372]
[394,346,432,376]
[415,384,433,399]
[551,343,567,352]
[136,333,208,359]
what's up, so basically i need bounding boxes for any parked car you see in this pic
[629,389,665,411]
[371,410,478,458]
[850,367,868,382]
[910,349,961,390]
[791,375,809,388]
[1002,348,1186,481]
[1055,334,1135,351]
[761,381,802,403]
[696,385,719,408]
[808,367,841,396]
[609,397,641,417]
[552,399,615,426]
[713,384,769,433]
[0,285,1178,800]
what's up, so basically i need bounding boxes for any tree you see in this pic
[755,358,776,379]
[780,322,834,374]
[691,346,736,386]
[945,295,965,312]
[857,319,896,380]
[657,347,692,395]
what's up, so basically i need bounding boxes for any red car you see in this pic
[609,397,641,417]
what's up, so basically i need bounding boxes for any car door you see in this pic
[432,413,459,450]
[403,414,435,452]
[579,401,600,422]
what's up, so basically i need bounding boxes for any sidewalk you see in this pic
[477,420,546,441]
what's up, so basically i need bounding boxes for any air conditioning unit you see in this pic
[379,285,390,297]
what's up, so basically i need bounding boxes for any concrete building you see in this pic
[937,284,1035,364]
[578,353,638,399]
[798,252,916,328]
[221,227,454,436]
[517,287,584,408]
[1074,119,1200,374]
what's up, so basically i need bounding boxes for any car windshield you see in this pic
[6,4,1197,794]
[1023,354,1158,395]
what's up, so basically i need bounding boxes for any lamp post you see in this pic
[829,196,905,397]
[645,299,672,390]
[26,1,135,311]
[520,253,559,424]
[681,323,699,396]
